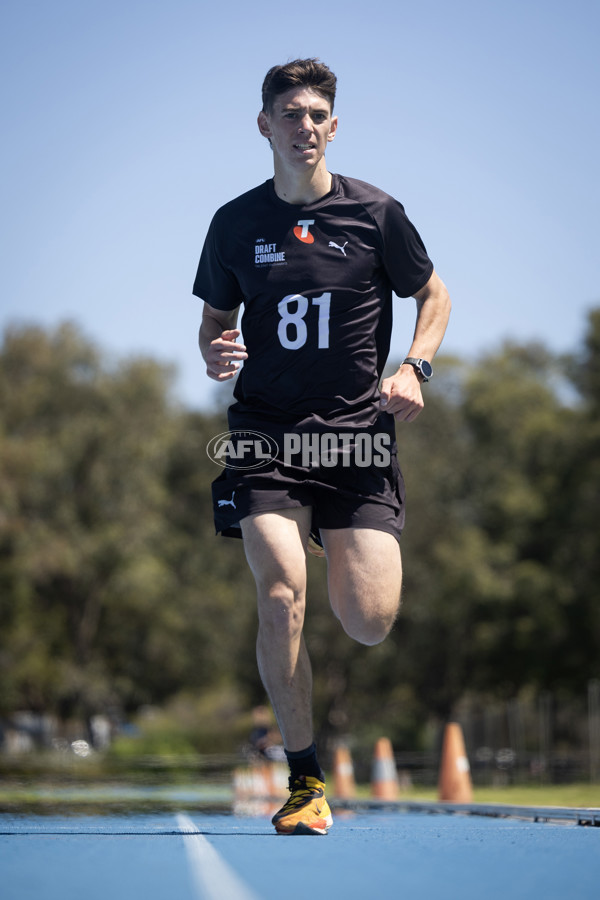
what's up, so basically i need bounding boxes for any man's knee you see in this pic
[340,604,398,646]
[257,582,306,641]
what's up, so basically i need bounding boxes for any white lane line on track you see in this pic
[176,813,260,900]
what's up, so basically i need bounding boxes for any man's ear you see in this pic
[327,115,338,143]
[257,110,272,140]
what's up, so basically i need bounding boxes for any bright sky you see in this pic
[2,0,598,409]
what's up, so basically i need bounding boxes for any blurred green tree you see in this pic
[1,311,598,754]
[0,323,255,724]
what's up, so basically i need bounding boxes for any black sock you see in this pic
[285,742,325,783]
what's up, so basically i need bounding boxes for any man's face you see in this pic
[258,87,337,172]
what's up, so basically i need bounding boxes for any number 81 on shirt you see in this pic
[277,292,331,350]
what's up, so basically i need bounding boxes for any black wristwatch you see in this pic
[402,357,433,382]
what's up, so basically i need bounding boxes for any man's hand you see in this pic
[204,328,248,382]
[379,365,424,422]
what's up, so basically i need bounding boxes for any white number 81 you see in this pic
[277,292,331,350]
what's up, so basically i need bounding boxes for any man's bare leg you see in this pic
[240,507,313,751]
[241,507,334,834]
[321,527,402,645]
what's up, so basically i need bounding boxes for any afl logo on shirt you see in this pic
[293,219,315,244]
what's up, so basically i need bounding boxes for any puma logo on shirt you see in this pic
[329,241,348,256]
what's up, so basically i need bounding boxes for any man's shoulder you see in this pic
[336,174,398,207]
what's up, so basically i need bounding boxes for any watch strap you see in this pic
[402,357,432,382]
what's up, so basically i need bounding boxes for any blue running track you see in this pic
[1,808,598,899]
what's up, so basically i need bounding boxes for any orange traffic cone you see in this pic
[437,722,473,803]
[333,744,356,798]
[371,737,399,800]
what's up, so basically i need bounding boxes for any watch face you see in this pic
[420,360,433,378]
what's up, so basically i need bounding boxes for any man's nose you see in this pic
[297,114,312,132]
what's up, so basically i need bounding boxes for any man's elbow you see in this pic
[429,272,451,315]
[439,284,451,317]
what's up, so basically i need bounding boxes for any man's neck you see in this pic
[272,164,333,206]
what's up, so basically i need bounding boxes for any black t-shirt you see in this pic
[193,174,433,432]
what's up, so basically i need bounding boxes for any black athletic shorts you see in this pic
[211,429,406,543]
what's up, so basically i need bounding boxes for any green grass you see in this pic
[397,784,600,808]
[2,775,600,813]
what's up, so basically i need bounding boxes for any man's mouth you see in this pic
[294,143,314,150]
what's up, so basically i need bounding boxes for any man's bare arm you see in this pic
[199,302,247,382]
[379,270,451,421]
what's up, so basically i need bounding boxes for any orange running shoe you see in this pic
[271,775,333,835]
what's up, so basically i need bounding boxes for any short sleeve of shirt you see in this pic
[377,194,433,298]
[193,211,244,311]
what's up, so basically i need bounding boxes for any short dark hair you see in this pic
[261,59,337,113]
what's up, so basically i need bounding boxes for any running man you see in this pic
[194,59,451,834]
